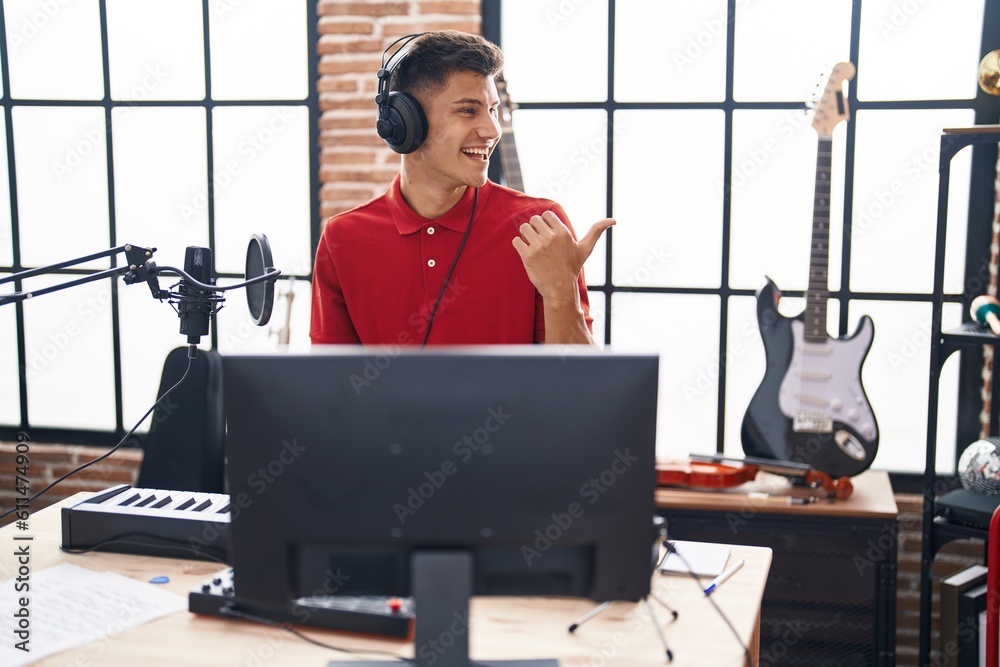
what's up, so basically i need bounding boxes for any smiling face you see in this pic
[401,70,502,209]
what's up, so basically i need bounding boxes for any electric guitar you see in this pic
[496,77,524,192]
[741,62,879,478]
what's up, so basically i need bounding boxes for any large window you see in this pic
[0,0,318,444]
[488,0,996,473]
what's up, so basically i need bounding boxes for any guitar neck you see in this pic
[805,136,833,343]
[496,78,524,193]
[498,125,524,192]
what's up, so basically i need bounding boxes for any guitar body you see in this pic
[742,278,879,478]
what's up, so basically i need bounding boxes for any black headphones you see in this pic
[375,33,428,154]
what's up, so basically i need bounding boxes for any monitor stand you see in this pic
[330,550,559,667]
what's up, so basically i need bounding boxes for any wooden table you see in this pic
[0,493,771,666]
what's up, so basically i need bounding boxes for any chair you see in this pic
[136,346,225,493]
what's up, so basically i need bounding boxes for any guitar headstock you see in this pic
[811,62,855,138]
[496,76,516,130]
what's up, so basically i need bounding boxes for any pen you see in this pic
[703,559,745,595]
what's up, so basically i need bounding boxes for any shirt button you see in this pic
[427,259,436,268]
[427,227,435,235]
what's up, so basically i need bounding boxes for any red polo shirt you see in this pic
[310,176,592,346]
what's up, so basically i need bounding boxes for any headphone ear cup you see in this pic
[379,91,427,154]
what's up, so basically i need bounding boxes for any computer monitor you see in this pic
[222,347,659,667]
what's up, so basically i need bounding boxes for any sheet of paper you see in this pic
[658,540,731,577]
[0,562,186,667]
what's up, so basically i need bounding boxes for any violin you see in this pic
[656,454,854,500]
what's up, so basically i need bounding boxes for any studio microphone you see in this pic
[161,235,280,345]
[177,246,220,344]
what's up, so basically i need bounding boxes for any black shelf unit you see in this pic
[662,505,897,666]
[919,126,1000,665]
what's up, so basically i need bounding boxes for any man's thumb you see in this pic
[579,218,616,257]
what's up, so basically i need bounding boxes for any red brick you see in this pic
[417,1,479,15]
[318,36,384,55]
[319,1,411,17]
[318,16,376,35]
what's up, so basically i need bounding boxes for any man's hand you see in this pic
[511,211,615,301]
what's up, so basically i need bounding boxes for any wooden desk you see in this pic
[1,494,771,666]
[657,469,898,666]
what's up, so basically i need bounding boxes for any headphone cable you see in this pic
[421,187,478,348]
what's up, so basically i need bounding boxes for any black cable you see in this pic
[218,605,408,659]
[0,345,197,522]
[420,188,478,348]
[661,539,751,665]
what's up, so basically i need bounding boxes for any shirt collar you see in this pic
[387,174,490,235]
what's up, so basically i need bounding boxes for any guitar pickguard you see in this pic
[778,319,878,447]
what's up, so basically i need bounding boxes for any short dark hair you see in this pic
[389,30,504,100]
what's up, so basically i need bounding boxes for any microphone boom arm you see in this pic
[0,244,160,306]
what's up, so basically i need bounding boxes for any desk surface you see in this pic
[656,469,898,520]
[0,493,771,666]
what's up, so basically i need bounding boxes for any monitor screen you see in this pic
[222,347,658,665]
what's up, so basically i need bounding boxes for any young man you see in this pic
[310,30,614,346]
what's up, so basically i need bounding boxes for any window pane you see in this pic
[4,0,104,100]
[610,293,720,458]
[13,106,110,269]
[733,0,853,102]
[513,109,608,285]
[851,300,960,473]
[850,109,974,294]
[209,0,308,100]
[106,0,205,101]
[211,106,312,276]
[501,0,608,102]
[24,277,115,430]
[728,109,848,292]
[0,280,18,425]
[614,0,727,102]
[858,0,985,101]
[113,107,209,262]
[613,110,724,288]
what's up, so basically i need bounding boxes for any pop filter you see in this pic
[245,234,275,326]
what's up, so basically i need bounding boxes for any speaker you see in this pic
[375,33,428,154]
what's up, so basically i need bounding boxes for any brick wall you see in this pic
[0,1,984,663]
[0,441,141,521]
